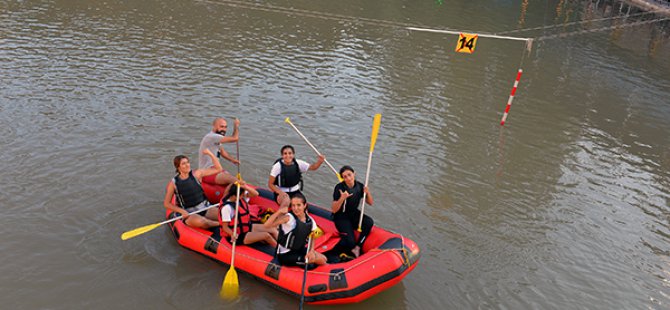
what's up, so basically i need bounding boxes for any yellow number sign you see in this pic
[455,33,478,54]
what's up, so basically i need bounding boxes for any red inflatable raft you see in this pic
[166,182,420,305]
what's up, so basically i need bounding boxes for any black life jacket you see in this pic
[173,171,206,209]
[272,158,303,190]
[218,199,252,236]
[335,181,364,215]
[277,212,313,251]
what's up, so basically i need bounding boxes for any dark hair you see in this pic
[339,165,355,175]
[290,191,307,205]
[280,145,294,154]
[173,155,188,173]
[222,183,241,202]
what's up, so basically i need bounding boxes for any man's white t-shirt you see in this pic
[270,159,310,192]
[198,132,224,169]
[277,213,317,254]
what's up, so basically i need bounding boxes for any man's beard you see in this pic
[216,130,226,135]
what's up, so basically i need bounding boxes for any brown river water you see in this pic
[1,0,669,309]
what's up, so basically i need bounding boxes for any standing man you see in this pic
[198,117,240,187]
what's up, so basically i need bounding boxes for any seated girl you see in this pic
[219,182,278,247]
[265,192,327,266]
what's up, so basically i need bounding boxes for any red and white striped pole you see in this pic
[500,69,523,126]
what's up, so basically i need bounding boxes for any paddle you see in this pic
[358,114,381,232]
[299,235,313,310]
[120,203,220,240]
[236,139,241,180]
[285,117,343,182]
[220,182,242,299]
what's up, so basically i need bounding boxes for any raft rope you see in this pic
[190,227,412,278]
[535,17,669,40]
[406,26,531,41]
[197,0,668,42]
[498,9,668,35]
[194,0,667,124]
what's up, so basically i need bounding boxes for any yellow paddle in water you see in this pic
[120,203,220,240]
[220,182,241,299]
[285,117,343,182]
[358,114,381,232]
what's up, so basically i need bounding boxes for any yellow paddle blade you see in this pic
[284,117,291,124]
[120,223,161,240]
[220,267,239,300]
[370,114,382,153]
[337,173,343,182]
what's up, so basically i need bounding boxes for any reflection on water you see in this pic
[1,0,669,309]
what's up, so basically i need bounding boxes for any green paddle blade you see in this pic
[121,223,161,240]
[220,267,239,300]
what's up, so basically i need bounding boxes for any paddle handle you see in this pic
[236,129,241,179]
[230,183,242,268]
[285,118,342,182]
[357,150,374,231]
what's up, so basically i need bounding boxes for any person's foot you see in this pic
[351,246,361,257]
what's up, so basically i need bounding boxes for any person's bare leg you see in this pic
[214,171,237,186]
[205,207,219,221]
[243,232,277,247]
[185,214,219,229]
[252,223,278,240]
[307,250,327,265]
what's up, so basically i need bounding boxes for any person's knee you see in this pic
[188,216,205,228]
[363,217,374,229]
[364,215,373,225]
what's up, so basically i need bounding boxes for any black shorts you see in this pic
[273,190,302,202]
[227,232,248,244]
[277,247,308,267]
[185,202,209,217]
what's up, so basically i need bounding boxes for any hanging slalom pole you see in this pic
[500,69,523,126]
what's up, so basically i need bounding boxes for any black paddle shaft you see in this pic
[299,237,312,310]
